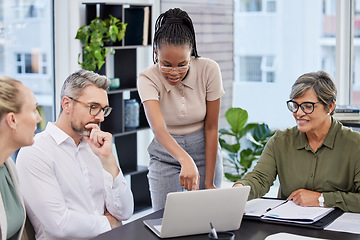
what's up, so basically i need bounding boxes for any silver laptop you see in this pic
[143,186,250,238]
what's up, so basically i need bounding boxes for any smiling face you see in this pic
[156,44,191,86]
[69,85,109,136]
[292,88,333,134]
[14,85,42,147]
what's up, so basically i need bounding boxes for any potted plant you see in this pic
[219,107,275,182]
[75,14,127,72]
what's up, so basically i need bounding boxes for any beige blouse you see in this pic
[137,57,225,135]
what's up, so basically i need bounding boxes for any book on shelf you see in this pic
[335,105,360,113]
[124,6,150,46]
[244,198,343,229]
[333,112,360,121]
[142,6,150,46]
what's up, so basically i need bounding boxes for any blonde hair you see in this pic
[0,76,23,120]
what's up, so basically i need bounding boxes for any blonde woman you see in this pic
[0,76,42,240]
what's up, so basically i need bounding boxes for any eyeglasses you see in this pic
[68,96,112,117]
[286,100,322,114]
[158,64,190,73]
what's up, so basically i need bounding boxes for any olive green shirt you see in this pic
[236,118,360,213]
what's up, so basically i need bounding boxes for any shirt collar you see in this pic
[296,117,339,150]
[45,122,86,147]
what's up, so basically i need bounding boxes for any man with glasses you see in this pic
[234,71,360,213]
[16,70,134,239]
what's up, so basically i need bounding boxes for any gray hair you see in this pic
[290,71,337,115]
[60,69,110,100]
[60,70,110,113]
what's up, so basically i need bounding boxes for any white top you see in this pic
[16,122,134,240]
[138,57,225,135]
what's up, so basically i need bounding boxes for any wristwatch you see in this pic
[318,193,324,207]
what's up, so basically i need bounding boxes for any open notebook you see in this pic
[244,198,343,229]
[144,186,250,238]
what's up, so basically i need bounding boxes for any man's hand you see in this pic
[83,124,113,159]
[287,189,323,207]
[104,211,122,229]
[84,124,119,179]
[179,159,200,191]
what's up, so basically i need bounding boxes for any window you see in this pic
[238,56,276,82]
[234,0,335,130]
[237,0,276,13]
[0,0,54,133]
[352,0,360,104]
[239,56,261,82]
[261,56,276,82]
[12,0,46,19]
[15,51,48,74]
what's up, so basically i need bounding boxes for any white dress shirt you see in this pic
[16,122,134,240]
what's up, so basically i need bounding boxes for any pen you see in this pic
[210,222,218,239]
[266,200,288,212]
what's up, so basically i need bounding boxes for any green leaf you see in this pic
[239,148,256,169]
[253,123,275,142]
[75,15,126,72]
[117,24,127,41]
[225,108,248,134]
[93,50,103,61]
[219,140,240,153]
[224,173,243,182]
[238,123,259,139]
[219,128,236,136]
[97,60,105,71]
[109,25,118,42]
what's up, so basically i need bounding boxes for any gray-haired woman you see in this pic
[235,70,360,213]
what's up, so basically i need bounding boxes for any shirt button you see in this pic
[181,97,184,100]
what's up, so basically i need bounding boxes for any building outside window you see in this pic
[237,0,276,13]
[352,0,360,104]
[234,0,338,129]
[237,55,276,82]
[0,0,54,134]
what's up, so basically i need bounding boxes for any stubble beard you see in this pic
[71,121,100,137]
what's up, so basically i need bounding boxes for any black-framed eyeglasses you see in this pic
[68,96,112,117]
[286,100,322,114]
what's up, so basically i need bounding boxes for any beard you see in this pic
[71,120,100,137]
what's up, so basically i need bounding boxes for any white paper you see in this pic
[265,232,328,240]
[245,198,285,217]
[263,201,334,223]
[325,212,360,234]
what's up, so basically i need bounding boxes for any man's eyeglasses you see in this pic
[68,96,112,117]
[158,64,190,73]
[286,100,322,114]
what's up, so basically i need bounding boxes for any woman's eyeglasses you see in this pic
[286,100,322,114]
[158,64,190,73]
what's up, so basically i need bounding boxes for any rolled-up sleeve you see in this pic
[103,169,134,220]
